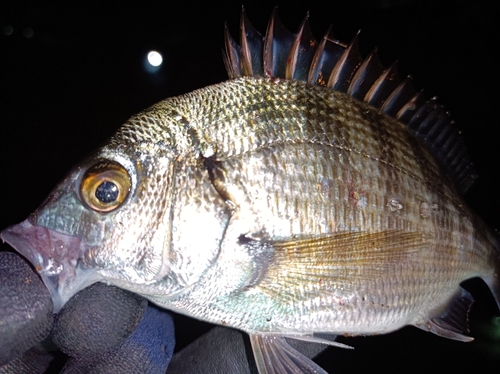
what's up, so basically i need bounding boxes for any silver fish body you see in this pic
[112,76,497,336]
[2,10,500,374]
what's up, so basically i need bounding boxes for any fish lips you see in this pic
[1,218,100,312]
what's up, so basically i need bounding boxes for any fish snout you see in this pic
[0,219,100,312]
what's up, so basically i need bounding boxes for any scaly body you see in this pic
[109,77,497,337]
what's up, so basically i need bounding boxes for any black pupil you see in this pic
[95,181,119,203]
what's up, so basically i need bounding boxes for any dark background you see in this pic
[1,0,500,372]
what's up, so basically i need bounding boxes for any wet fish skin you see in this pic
[114,76,498,334]
[5,74,497,330]
[2,10,500,374]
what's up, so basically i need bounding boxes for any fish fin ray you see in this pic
[414,287,474,342]
[380,77,417,117]
[264,8,295,78]
[225,9,477,193]
[240,7,264,76]
[327,34,362,92]
[223,22,242,78]
[307,26,346,86]
[347,48,384,101]
[254,230,425,300]
[404,100,476,192]
[395,90,425,123]
[250,333,329,374]
[287,13,317,81]
[283,333,353,349]
[364,61,400,108]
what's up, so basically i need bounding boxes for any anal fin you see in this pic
[250,333,330,374]
[414,287,474,342]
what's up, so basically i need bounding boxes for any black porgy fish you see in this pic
[2,9,500,374]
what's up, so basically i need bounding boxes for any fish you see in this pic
[2,7,500,374]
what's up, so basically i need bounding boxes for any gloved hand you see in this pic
[0,251,175,373]
[0,250,329,374]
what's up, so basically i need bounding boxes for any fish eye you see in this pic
[80,161,131,212]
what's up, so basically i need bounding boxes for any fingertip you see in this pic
[51,283,147,357]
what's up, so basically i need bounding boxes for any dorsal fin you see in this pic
[224,9,477,193]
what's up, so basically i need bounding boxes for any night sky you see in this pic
[1,0,500,373]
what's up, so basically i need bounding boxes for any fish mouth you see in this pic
[0,219,100,312]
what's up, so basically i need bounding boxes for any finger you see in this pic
[61,305,175,374]
[51,282,147,358]
[168,327,252,374]
[0,252,53,366]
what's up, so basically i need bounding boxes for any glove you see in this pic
[1,250,328,373]
[0,251,175,373]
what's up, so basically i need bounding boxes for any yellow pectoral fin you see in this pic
[256,230,427,300]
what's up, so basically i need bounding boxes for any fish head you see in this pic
[1,142,178,312]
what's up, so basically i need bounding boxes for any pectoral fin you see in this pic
[256,230,425,300]
[414,287,474,342]
[250,333,329,374]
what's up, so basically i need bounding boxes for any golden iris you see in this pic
[80,161,131,212]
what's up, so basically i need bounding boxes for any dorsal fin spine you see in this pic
[223,22,242,78]
[240,8,264,76]
[408,103,438,132]
[396,91,425,123]
[264,9,295,78]
[224,9,477,193]
[381,78,416,118]
[327,34,362,92]
[347,48,384,101]
[286,13,307,79]
[424,116,448,143]
[364,61,400,108]
[307,26,345,86]
[287,13,317,81]
[240,9,254,76]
